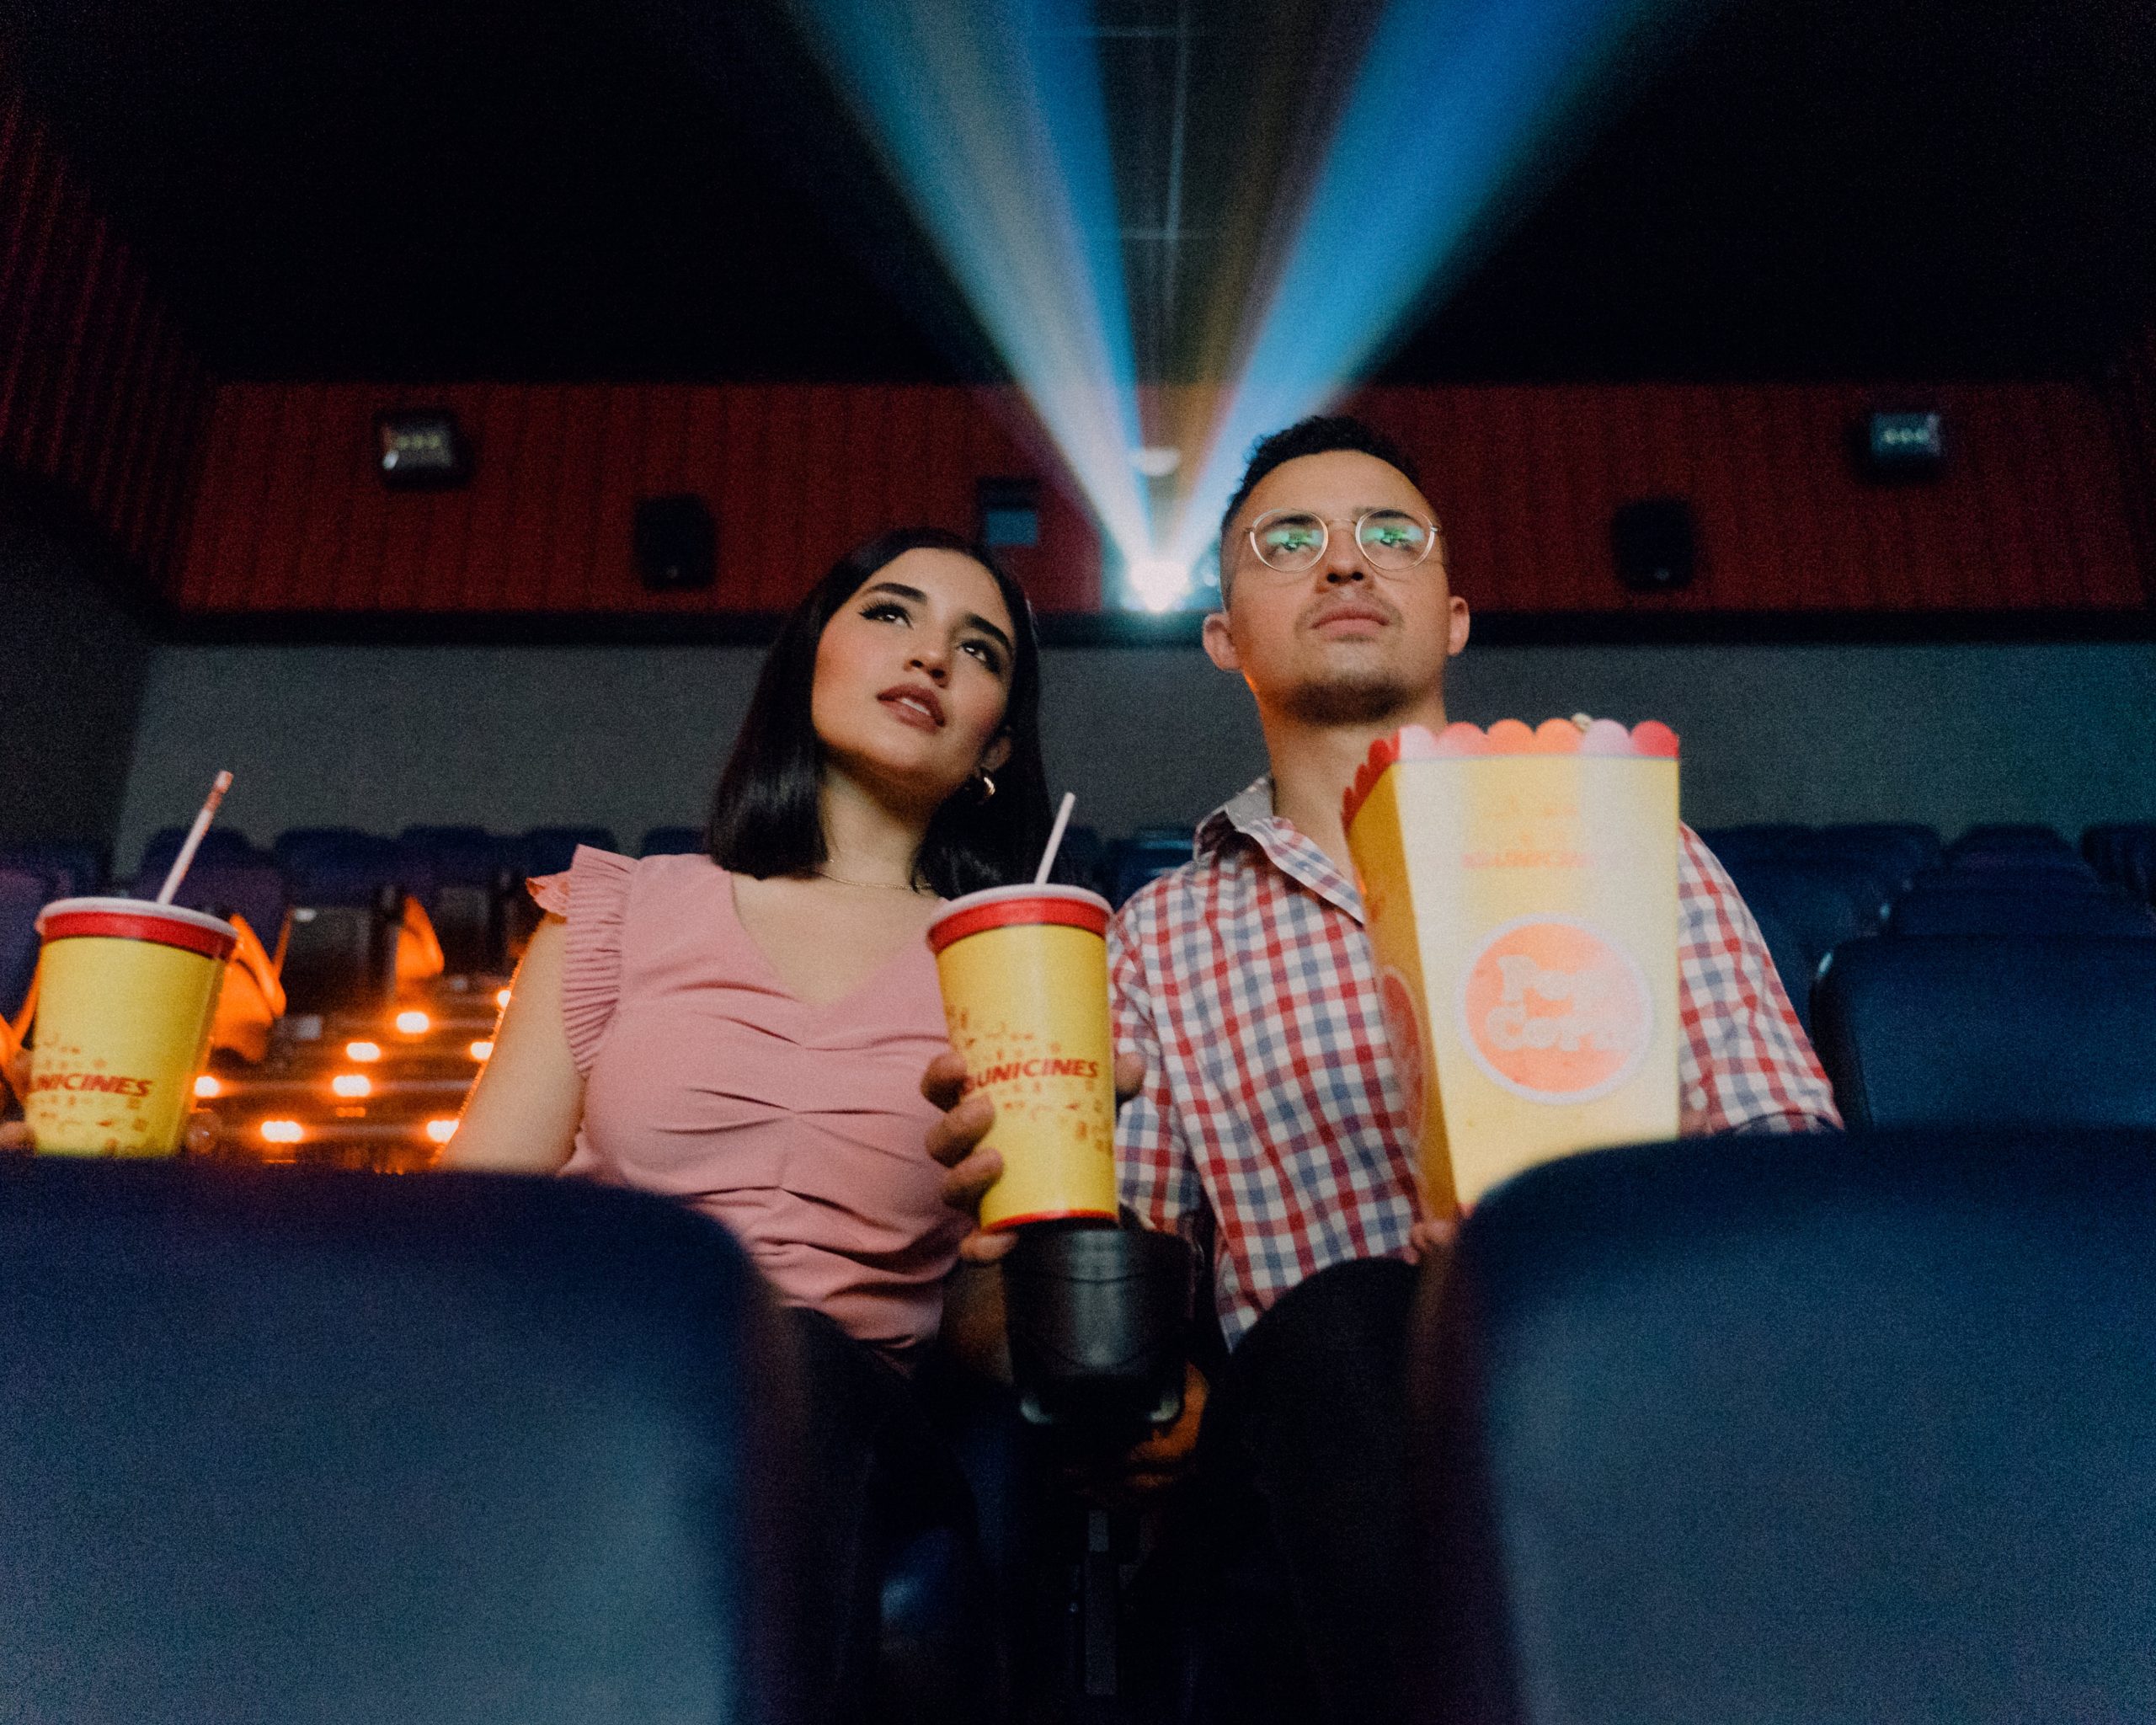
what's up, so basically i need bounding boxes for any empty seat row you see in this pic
[10,1124,2156,1722]
[1703,822,2156,1029]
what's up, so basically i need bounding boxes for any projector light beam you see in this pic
[781,0,1669,607]
[787,0,1154,563]
[1166,0,1659,574]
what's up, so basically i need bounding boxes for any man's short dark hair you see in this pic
[1217,415,1424,582]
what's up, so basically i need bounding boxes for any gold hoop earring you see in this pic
[974,770,997,803]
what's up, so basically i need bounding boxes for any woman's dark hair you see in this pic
[707,526,1051,898]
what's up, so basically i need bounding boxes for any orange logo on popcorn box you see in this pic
[1458,916,1652,1102]
[1346,718,1680,1211]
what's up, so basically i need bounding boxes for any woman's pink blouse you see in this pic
[528,846,964,1360]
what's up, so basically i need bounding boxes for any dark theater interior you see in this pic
[4,0,2156,1720]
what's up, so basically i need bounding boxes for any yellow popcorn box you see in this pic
[1343,718,1681,1214]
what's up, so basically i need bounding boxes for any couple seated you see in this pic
[444,414,1841,1725]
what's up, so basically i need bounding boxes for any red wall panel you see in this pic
[0,67,206,577]
[168,376,2152,624]
[1348,382,2148,616]
[173,382,1111,617]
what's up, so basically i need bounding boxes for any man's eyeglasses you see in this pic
[1246,507,1443,575]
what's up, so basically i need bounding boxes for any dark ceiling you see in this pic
[8,0,2153,384]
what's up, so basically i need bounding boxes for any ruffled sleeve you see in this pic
[526,845,634,1075]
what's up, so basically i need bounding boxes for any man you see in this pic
[929,415,1838,1722]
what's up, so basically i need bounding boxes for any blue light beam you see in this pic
[1166,0,1657,575]
[786,0,1155,566]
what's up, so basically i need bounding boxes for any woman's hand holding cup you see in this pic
[923,1044,1147,1264]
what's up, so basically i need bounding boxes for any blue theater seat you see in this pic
[269,832,408,1011]
[1811,934,2156,1128]
[133,859,289,948]
[136,826,260,881]
[1886,887,2156,939]
[522,827,621,878]
[1107,827,1193,907]
[1045,823,1109,899]
[1905,861,2110,895]
[1694,823,1812,865]
[273,827,405,906]
[2082,823,2156,903]
[639,825,706,857]
[1411,1127,2156,1725]
[1950,822,2075,859]
[0,839,107,900]
[0,1160,804,1724]
[0,866,44,1021]
[400,826,517,973]
[1814,820,1943,879]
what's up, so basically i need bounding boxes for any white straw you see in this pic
[155,771,234,905]
[1033,792,1077,886]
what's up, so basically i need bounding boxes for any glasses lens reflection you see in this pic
[1356,510,1433,568]
[1254,511,1326,571]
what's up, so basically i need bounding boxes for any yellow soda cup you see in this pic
[927,884,1118,1231]
[24,897,237,1156]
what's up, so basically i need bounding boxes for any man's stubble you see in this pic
[1278,665,1424,728]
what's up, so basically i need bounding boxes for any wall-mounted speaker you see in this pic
[375,410,470,489]
[1610,497,1696,593]
[633,495,716,591]
[1854,409,1945,482]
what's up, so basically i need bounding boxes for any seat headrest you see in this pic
[1412,1127,2156,1725]
[0,1162,802,1725]
[1812,934,2156,1127]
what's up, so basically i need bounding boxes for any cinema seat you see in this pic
[1904,862,2110,897]
[400,826,515,974]
[0,839,108,900]
[1886,887,2156,939]
[1815,820,1943,879]
[522,827,621,878]
[1950,822,2075,859]
[1410,1127,2156,1725]
[2083,823,2156,903]
[1810,935,2156,1129]
[274,828,404,905]
[0,1159,806,1725]
[279,895,402,1014]
[1694,823,1811,865]
[1107,827,1193,906]
[0,866,42,1022]
[1048,822,1111,900]
[138,826,261,878]
[129,859,288,948]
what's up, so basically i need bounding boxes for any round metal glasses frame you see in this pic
[1246,507,1444,575]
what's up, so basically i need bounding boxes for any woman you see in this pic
[446,526,1046,1722]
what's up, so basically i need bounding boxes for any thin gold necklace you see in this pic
[814,869,928,894]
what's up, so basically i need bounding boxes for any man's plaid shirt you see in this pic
[1109,777,1842,1347]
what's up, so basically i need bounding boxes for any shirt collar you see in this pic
[1196,774,1364,921]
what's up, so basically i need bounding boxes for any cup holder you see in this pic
[1001,1221,1195,1437]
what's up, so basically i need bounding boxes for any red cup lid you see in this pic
[36,895,238,961]
[927,884,1112,953]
